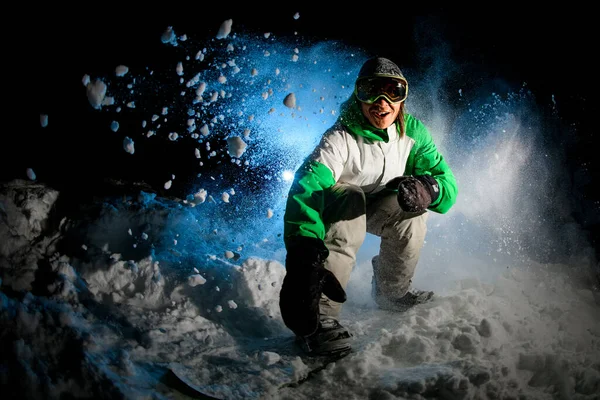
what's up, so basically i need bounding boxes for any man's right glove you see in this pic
[279,236,347,337]
[386,175,440,213]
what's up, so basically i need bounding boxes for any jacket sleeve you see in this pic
[405,117,458,214]
[283,129,346,244]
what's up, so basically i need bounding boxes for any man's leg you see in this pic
[297,183,366,355]
[366,192,429,308]
[319,183,367,318]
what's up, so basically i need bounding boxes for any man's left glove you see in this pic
[386,175,440,213]
[279,236,346,337]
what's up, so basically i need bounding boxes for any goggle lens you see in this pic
[355,77,408,104]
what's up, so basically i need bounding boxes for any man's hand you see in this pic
[279,236,346,337]
[386,175,440,213]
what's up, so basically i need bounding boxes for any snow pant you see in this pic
[319,183,428,318]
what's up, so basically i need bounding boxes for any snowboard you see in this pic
[161,335,353,399]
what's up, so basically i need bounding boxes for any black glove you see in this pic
[386,175,440,212]
[279,236,346,337]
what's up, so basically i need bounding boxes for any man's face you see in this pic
[360,97,401,129]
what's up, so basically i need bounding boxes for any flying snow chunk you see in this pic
[86,79,107,109]
[216,19,233,39]
[227,300,238,309]
[40,114,48,127]
[161,26,178,46]
[200,124,209,136]
[26,168,36,181]
[227,137,247,158]
[123,137,135,154]
[283,93,297,109]
[188,274,207,287]
[187,189,207,206]
[115,65,129,76]
[293,12,300,20]
[197,82,206,96]
[221,192,230,203]
[164,180,172,190]
[110,121,119,132]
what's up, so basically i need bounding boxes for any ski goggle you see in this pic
[354,76,408,104]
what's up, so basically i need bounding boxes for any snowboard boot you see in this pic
[371,256,434,311]
[296,317,352,356]
[374,288,434,312]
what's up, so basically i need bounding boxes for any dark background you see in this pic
[6,6,598,258]
[16,6,594,180]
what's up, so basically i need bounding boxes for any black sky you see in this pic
[2,5,596,262]
[10,7,598,199]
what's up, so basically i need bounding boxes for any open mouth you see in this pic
[371,109,390,118]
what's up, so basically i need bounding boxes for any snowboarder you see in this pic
[279,57,458,355]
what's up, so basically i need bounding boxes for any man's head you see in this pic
[354,57,408,130]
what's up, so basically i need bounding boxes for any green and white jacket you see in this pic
[284,97,458,243]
